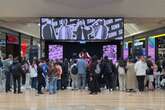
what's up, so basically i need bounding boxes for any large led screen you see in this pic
[49,45,63,61]
[103,45,117,63]
[41,17,124,41]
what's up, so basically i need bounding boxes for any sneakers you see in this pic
[14,91,23,94]
[38,92,44,94]
[18,91,23,94]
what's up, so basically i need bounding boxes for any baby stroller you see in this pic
[160,74,165,89]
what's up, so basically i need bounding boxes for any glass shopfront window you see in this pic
[21,35,31,59]
[41,40,45,58]
[134,38,146,56]
[158,36,165,59]
[29,38,40,60]
[0,32,6,58]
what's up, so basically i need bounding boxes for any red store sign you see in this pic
[7,34,19,44]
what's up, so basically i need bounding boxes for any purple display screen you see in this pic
[148,37,155,62]
[123,42,129,60]
[49,45,63,61]
[103,45,117,63]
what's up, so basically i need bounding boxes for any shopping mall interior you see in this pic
[0,0,165,110]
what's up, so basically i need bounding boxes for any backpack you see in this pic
[95,64,101,74]
[11,63,21,75]
[118,66,125,75]
[106,62,113,73]
[71,65,78,75]
[22,63,29,73]
[11,64,17,73]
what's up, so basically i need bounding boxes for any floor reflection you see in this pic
[0,90,164,110]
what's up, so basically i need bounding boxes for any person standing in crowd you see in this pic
[126,59,137,92]
[48,62,57,94]
[155,61,162,88]
[55,62,63,90]
[70,60,78,90]
[61,58,69,90]
[77,56,88,90]
[41,59,48,89]
[21,57,29,89]
[94,59,102,90]
[10,57,23,94]
[112,61,119,90]
[146,57,154,90]
[118,59,127,91]
[135,56,148,92]
[29,61,38,90]
[0,56,5,91]
[0,57,3,68]
[88,56,100,94]
[101,56,114,91]
[3,55,13,93]
[162,58,165,74]
[37,61,45,94]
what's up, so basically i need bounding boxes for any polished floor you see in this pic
[0,89,165,110]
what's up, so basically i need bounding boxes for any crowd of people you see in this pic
[0,54,165,95]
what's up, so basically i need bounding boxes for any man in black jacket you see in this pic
[162,58,165,72]
[61,58,69,90]
[101,56,114,91]
[0,57,3,68]
[11,57,23,94]
[37,61,45,94]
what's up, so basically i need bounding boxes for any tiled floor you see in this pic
[0,90,164,110]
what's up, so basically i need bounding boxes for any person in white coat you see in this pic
[29,61,38,90]
[135,56,147,92]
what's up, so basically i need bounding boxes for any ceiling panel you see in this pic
[0,17,165,38]
[46,0,122,9]
[0,0,165,17]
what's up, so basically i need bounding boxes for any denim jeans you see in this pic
[119,74,126,91]
[25,73,31,89]
[0,68,5,91]
[71,74,78,89]
[31,77,37,89]
[57,79,61,90]
[48,77,57,94]
[155,75,160,88]
[78,74,86,89]
[5,71,11,92]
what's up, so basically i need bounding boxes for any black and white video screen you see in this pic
[41,17,124,40]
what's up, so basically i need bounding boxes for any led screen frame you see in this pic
[40,17,124,42]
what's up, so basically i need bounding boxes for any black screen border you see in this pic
[40,17,124,42]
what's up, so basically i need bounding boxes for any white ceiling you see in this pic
[0,17,165,38]
[0,0,165,17]
[0,0,165,38]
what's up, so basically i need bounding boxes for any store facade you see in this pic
[124,27,165,62]
[0,27,41,60]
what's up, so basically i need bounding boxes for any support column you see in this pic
[18,33,21,60]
